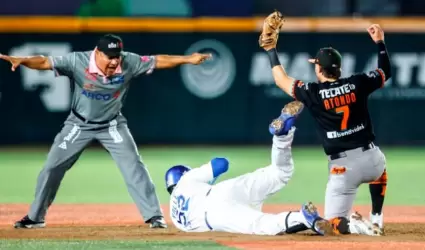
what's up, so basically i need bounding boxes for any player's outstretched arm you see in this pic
[184,157,229,184]
[0,54,51,71]
[270,63,296,96]
[155,53,212,69]
[259,11,295,97]
[367,24,392,80]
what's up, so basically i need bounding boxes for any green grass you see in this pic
[0,146,424,205]
[0,146,424,249]
[0,240,234,250]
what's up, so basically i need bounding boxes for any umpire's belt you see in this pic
[204,188,213,230]
[329,143,375,160]
[72,109,118,125]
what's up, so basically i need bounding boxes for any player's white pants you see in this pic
[205,128,306,235]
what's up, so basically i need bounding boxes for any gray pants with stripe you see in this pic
[324,146,386,219]
[28,113,163,222]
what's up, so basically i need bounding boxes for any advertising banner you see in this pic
[0,32,423,145]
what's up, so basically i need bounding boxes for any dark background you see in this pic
[0,32,424,145]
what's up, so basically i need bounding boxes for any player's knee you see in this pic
[329,217,350,235]
[210,157,229,178]
[370,169,387,185]
[42,159,72,172]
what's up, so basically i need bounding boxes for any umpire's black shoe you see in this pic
[14,215,46,229]
[147,216,167,228]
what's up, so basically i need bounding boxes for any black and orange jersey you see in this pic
[291,68,386,155]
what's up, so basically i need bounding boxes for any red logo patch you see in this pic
[83,83,96,90]
[141,56,151,62]
[113,90,121,99]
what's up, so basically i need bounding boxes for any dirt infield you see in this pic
[1,204,425,250]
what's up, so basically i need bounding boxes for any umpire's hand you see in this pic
[187,53,212,65]
[0,54,22,71]
[367,24,385,43]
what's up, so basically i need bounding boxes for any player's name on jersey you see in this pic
[319,84,357,110]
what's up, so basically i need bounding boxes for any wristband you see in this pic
[266,48,281,68]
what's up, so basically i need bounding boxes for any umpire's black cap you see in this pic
[96,34,123,58]
[308,47,342,69]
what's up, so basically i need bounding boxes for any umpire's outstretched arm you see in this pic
[0,55,51,71]
[154,54,212,69]
[0,53,213,72]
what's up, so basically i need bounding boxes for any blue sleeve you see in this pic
[211,157,229,178]
[183,157,229,185]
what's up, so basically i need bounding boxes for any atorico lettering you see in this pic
[319,84,357,110]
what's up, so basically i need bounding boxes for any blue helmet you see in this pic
[165,165,191,194]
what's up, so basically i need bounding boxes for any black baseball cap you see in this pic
[96,34,123,58]
[308,47,342,69]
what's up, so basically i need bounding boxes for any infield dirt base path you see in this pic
[1,204,425,250]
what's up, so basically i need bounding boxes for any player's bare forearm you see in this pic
[155,55,190,69]
[0,54,51,71]
[155,53,211,69]
[272,66,295,96]
[19,56,52,70]
[266,49,295,96]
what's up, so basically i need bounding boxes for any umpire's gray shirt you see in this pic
[48,51,155,122]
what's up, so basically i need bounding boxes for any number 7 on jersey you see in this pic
[336,105,350,130]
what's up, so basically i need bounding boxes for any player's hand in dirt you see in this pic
[0,54,22,72]
[187,53,212,65]
[367,24,385,43]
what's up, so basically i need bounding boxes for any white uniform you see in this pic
[170,128,311,235]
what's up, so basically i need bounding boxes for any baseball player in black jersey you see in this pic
[260,21,390,236]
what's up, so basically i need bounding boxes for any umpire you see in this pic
[0,34,211,229]
[260,17,390,235]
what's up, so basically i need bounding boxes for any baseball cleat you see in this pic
[349,212,383,236]
[148,216,167,229]
[269,101,304,136]
[300,202,333,236]
[14,215,45,229]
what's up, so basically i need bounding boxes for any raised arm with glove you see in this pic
[259,11,295,96]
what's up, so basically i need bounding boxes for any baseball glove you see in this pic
[259,10,285,49]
